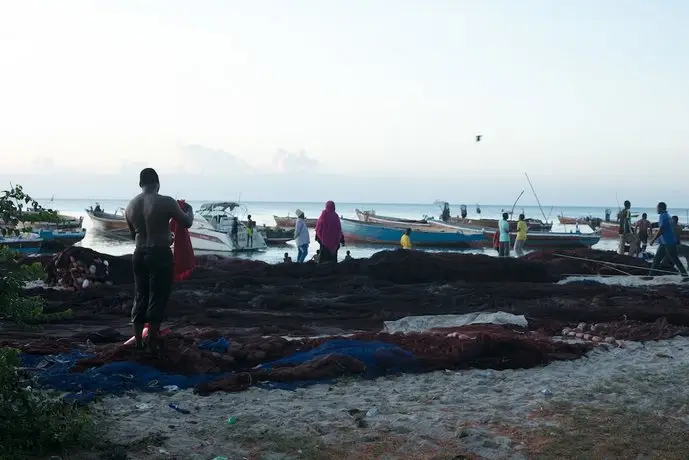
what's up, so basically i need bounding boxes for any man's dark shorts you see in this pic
[639,231,648,244]
[132,246,174,325]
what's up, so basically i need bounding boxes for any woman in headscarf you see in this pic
[315,200,344,263]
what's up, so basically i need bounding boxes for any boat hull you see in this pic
[274,215,317,229]
[341,218,484,248]
[448,217,553,233]
[86,210,129,232]
[598,222,620,239]
[0,229,85,254]
[355,209,434,231]
[482,230,600,249]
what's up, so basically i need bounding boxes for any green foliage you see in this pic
[0,246,47,324]
[0,185,94,459]
[0,348,95,459]
[0,184,60,227]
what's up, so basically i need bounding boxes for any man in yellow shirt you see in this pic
[514,214,528,256]
[400,228,412,249]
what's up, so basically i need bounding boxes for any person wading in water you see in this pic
[514,213,528,256]
[125,168,194,352]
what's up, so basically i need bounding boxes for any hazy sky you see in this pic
[1,1,688,203]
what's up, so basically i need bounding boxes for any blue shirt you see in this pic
[499,219,510,243]
[658,211,675,246]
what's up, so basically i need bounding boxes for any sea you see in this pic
[38,199,678,264]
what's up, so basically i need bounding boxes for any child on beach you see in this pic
[283,252,292,263]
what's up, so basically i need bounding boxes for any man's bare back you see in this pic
[125,193,193,248]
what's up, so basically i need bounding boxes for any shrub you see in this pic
[0,348,94,459]
[1,185,95,458]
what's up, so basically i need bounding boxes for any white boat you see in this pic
[188,202,267,253]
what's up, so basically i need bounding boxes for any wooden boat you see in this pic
[355,209,436,231]
[273,215,318,229]
[259,226,294,245]
[446,216,553,233]
[599,221,689,241]
[341,217,484,248]
[0,229,86,254]
[598,222,620,239]
[481,228,600,249]
[85,207,129,232]
[16,211,84,230]
[558,216,591,225]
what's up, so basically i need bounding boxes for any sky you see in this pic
[1,0,688,205]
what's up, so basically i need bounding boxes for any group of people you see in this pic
[617,200,689,277]
[289,201,347,263]
[495,213,529,257]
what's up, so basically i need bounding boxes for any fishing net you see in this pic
[16,326,591,402]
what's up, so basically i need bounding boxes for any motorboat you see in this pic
[189,202,267,253]
[85,205,129,233]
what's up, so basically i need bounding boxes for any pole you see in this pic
[524,173,548,223]
[510,190,524,218]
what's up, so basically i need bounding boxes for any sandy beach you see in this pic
[90,337,689,460]
[6,247,689,459]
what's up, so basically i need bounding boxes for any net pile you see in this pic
[18,326,590,402]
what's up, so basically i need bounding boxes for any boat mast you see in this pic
[509,190,524,218]
[524,173,548,223]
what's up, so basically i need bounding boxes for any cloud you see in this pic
[178,144,253,174]
[30,156,59,173]
[270,149,319,173]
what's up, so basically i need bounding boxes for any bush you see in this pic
[1,185,94,458]
[0,348,94,459]
[0,246,47,324]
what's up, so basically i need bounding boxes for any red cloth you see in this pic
[171,199,196,282]
[315,200,343,252]
[492,231,500,250]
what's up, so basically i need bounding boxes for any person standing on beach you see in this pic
[315,200,344,263]
[635,213,651,252]
[617,200,635,255]
[400,228,412,249]
[125,168,194,351]
[498,212,510,257]
[514,214,527,256]
[649,202,688,278]
[294,209,310,263]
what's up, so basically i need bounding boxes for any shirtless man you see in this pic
[635,213,651,252]
[125,168,194,351]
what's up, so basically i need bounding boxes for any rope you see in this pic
[552,252,681,276]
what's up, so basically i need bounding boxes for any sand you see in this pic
[90,336,689,460]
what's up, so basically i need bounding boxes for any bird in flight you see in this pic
[476,135,482,142]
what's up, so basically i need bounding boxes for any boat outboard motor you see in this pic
[460,204,467,219]
[605,208,611,222]
[476,204,482,215]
